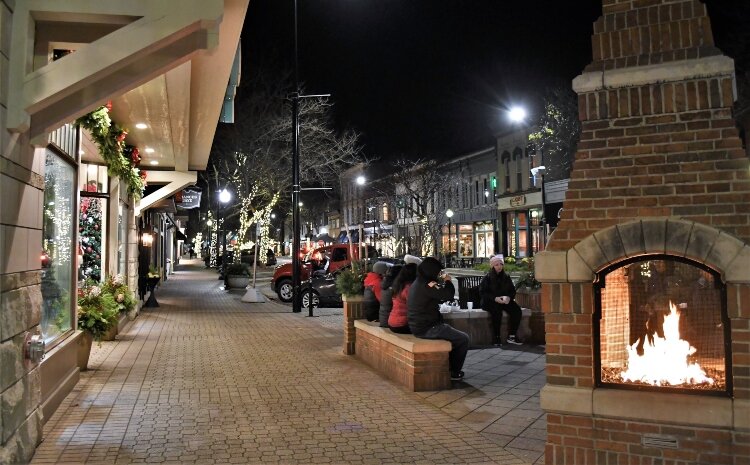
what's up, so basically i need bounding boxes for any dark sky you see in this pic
[239,0,742,162]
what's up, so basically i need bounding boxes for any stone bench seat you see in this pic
[353,320,451,392]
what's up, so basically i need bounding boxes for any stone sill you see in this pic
[541,385,749,429]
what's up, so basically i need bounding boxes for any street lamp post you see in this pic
[356,175,366,260]
[531,165,546,253]
[445,209,454,267]
[219,188,231,277]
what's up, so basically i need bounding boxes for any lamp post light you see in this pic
[219,188,231,275]
[445,209,454,267]
[530,166,547,253]
[508,106,527,123]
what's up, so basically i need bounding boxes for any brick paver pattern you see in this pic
[31,261,544,464]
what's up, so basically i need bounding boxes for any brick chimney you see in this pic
[549,0,750,251]
[537,1,750,463]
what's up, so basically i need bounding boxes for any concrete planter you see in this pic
[226,275,250,289]
[76,331,94,371]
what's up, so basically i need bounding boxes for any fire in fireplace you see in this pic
[594,256,730,395]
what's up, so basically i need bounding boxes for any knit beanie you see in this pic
[417,257,443,281]
[403,254,423,265]
[372,261,389,275]
[489,254,505,266]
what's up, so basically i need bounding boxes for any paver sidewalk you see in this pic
[31,260,542,464]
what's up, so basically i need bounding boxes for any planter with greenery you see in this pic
[337,261,368,355]
[102,273,138,329]
[225,263,251,289]
[76,281,120,370]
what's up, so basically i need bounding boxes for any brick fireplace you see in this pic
[536,1,750,463]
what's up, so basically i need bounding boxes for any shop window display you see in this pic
[41,150,76,344]
[79,164,108,282]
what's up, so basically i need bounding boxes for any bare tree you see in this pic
[205,72,365,259]
[378,158,455,256]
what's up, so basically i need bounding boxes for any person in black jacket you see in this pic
[407,257,470,381]
[480,254,523,346]
[378,265,402,327]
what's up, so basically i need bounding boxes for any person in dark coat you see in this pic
[378,265,402,327]
[407,257,470,381]
[480,254,523,346]
[364,261,388,321]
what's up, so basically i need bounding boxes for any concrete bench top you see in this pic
[354,320,451,353]
[440,308,532,319]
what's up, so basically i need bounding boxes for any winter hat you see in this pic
[417,257,443,281]
[372,261,389,275]
[403,254,423,265]
[489,254,505,266]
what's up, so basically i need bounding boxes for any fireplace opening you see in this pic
[594,256,730,395]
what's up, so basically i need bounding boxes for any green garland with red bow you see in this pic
[76,102,147,200]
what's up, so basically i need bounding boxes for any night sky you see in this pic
[239,0,743,162]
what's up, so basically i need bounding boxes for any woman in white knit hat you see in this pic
[479,254,522,346]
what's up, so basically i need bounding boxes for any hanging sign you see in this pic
[178,189,202,209]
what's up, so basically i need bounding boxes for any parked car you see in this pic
[271,243,377,302]
[298,259,401,309]
[299,268,344,309]
[239,248,277,266]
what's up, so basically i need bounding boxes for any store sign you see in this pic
[178,189,202,209]
[509,195,526,207]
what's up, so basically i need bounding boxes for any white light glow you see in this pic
[621,302,714,386]
[135,123,148,129]
[356,175,366,185]
[150,160,159,165]
[145,147,155,153]
[508,106,527,122]
[219,189,231,203]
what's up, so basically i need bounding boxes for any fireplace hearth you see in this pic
[595,256,729,395]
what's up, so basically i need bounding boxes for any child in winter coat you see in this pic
[364,261,389,321]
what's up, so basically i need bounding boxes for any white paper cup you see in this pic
[467,302,473,310]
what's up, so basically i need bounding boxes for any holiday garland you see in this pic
[76,103,146,200]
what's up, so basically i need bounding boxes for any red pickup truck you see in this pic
[271,244,377,302]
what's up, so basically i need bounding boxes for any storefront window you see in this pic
[474,222,495,258]
[506,212,529,258]
[41,150,76,344]
[458,224,474,257]
[79,164,108,282]
[118,202,128,275]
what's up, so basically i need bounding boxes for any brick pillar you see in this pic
[342,295,365,355]
[549,0,750,252]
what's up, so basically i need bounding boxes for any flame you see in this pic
[621,302,714,386]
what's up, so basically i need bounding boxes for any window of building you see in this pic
[41,149,77,345]
[506,212,529,258]
[474,222,495,258]
[458,224,474,257]
[381,203,389,222]
[475,180,479,206]
[118,202,128,275]
[79,163,109,282]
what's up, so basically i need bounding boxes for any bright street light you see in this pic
[219,188,231,203]
[508,106,527,123]
[356,175,366,185]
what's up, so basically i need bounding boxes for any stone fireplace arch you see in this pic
[538,218,750,286]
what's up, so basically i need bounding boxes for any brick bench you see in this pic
[353,320,451,392]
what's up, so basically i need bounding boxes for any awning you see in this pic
[175,229,187,241]
[148,198,177,214]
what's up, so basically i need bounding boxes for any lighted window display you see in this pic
[41,149,76,344]
[474,222,495,258]
[458,224,474,257]
[118,202,128,275]
[79,164,108,282]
